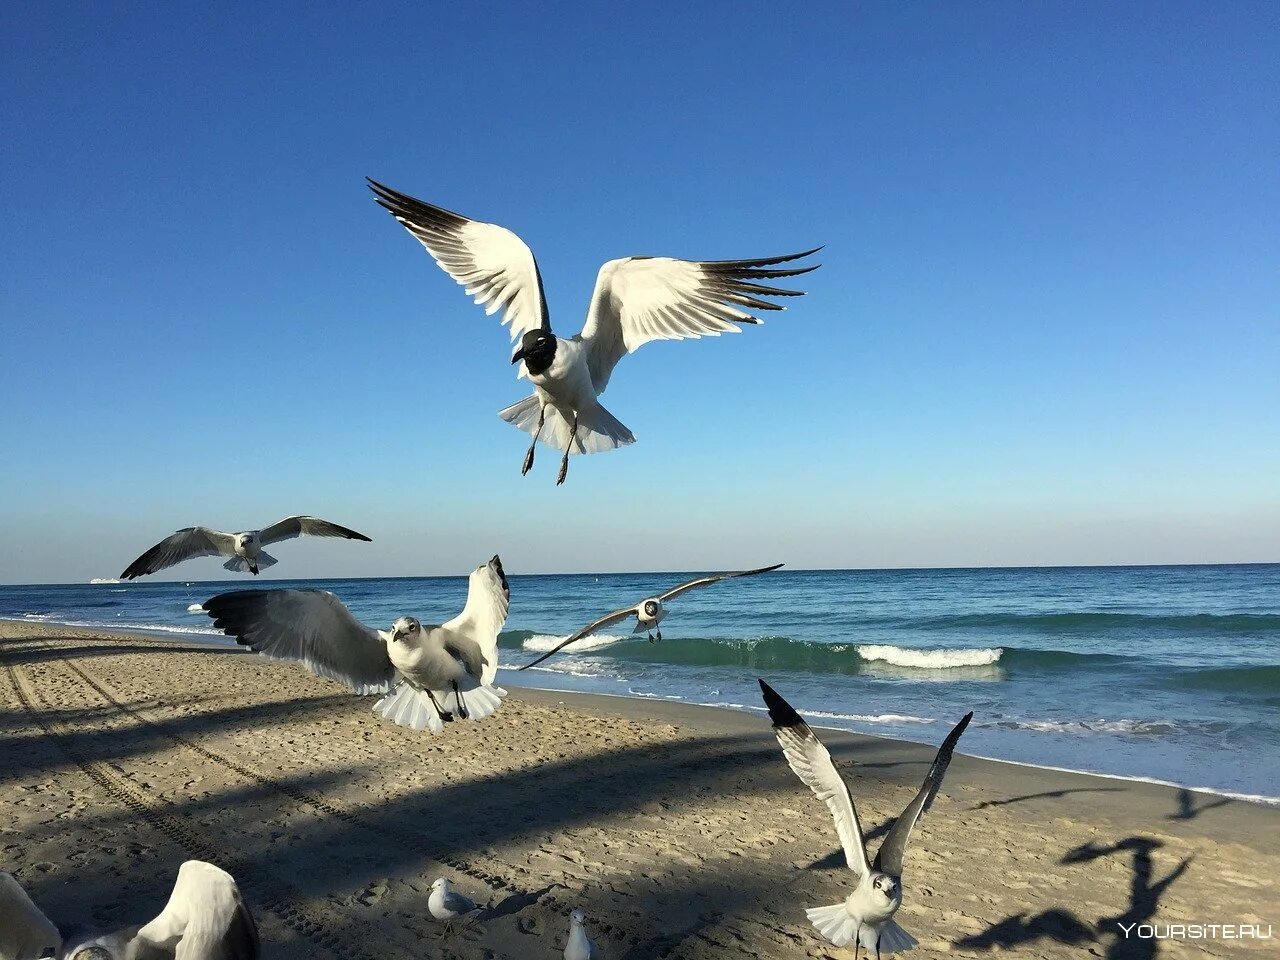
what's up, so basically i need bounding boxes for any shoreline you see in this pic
[3,620,1277,958]
[6,617,1278,806]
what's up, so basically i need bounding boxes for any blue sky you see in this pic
[2,2,1277,583]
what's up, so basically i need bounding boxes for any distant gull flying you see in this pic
[1,860,259,959]
[121,515,371,579]
[759,679,972,958]
[520,563,783,670]
[369,179,820,484]
[203,556,510,733]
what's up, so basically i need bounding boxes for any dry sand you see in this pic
[2,620,1276,958]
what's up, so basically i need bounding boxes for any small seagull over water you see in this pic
[428,878,483,935]
[758,680,972,959]
[369,179,819,484]
[121,515,371,579]
[563,908,598,960]
[0,860,259,960]
[203,556,509,733]
[520,563,783,670]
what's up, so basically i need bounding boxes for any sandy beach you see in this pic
[2,620,1275,959]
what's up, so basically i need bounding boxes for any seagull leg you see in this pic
[656,628,662,642]
[426,689,454,722]
[522,406,546,476]
[556,413,579,486]
[452,681,469,720]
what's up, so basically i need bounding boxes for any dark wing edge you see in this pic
[658,562,785,602]
[518,607,635,670]
[260,516,373,544]
[120,528,223,580]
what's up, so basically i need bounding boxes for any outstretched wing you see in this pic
[659,563,784,603]
[203,589,395,694]
[578,250,819,392]
[121,527,236,579]
[258,516,372,545]
[368,179,550,347]
[519,606,635,671]
[131,860,260,960]
[0,871,62,960]
[873,711,973,877]
[758,680,870,879]
[442,556,510,684]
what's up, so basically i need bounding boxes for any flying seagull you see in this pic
[203,556,510,733]
[369,179,820,484]
[563,908,598,960]
[121,516,371,579]
[520,563,784,670]
[428,878,483,935]
[0,860,259,960]
[758,680,972,958]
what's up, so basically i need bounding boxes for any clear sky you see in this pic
[2,2,1277,584]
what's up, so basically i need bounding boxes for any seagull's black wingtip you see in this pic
[758,678,804,728]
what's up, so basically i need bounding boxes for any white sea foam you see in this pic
[997,718,1177,736]
[857,644,1003,669]
[806,709,935,725]
[89,577,122,584]
[521,632,627,653]
[187,603,204,613]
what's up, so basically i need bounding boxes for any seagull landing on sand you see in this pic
[428,878,483,935]
[203,556,510,733]
[758,680,972,959]
[1,860,259,960]
[369,179,820,485]
[520,563,783,670]
[564,908,598,960]
[121,515,371,579]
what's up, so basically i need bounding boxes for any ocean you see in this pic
[4,564,1277,801]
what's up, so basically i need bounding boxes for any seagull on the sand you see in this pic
[564,908,598,960]
[1,860,259,960]
[520,563,784,670]
[758,680,972,958]
[121,515,371,579]
[369,179,820,485]
[428,878,483,935]
[203,556,510,733]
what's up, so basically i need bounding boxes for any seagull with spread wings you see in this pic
[121,515,371,579]
[1,860,259,960]
[521,563,783,670]
[369,179,819,484]
[759,680,972,958]
[203,556,509,733]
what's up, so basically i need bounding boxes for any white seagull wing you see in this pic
[441,556,510,685]
[518,605,636,671]
[203,589,396,694]
[121,527,237,580]
[873,711,973,878]
[0,872,62,960]
[759,680,870,879]
[658,562,785,603]
[368,179,550,349]
[258,515,372,546]
[578,249,819,392]
[131,860,260,960]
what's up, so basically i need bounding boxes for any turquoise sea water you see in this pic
[4,564,1277,799]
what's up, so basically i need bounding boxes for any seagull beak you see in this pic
[511,349,526,365]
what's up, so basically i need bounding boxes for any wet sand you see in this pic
[2,620,1276,958]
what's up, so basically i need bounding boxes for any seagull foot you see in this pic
[556,461,568,485]
[439,710,455,723]
[521,448,535,476]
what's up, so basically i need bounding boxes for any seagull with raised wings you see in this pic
[759,680,972,958]
[369,179,819,484]
[203,556,509,733]
[521,563,783,670]
[0,860,259,960]
[121,515,371,579]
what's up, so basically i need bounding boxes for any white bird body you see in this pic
[631,598,666,634]
[564,909,597,960]
[428,878,481,934]
[369,180,818,484]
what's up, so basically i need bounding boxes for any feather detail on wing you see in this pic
[0,872,62,960]
[441,556,510,684]
[579,249,819,391]
[368,179,549,345]
[132,860,260,960]
[658,563,784,602]
[258,516,371,545]
[759,679,870,879]
[203,589,395,694]
[122,527,236,579]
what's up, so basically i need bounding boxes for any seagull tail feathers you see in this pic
[222,553,278,574]
[498,396,635,456]
[877,919,918,954]
[433,682,504,722]
[373,682,444,733]
[805,902,859,947]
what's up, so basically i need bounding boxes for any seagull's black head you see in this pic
[642,599,660,618]
[512,330,556,375]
